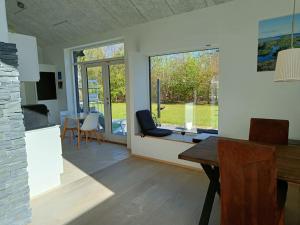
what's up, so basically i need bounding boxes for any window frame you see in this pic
[148,48,220,133]
[72,42,125,113]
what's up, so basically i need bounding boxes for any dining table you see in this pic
[178,136,300,225]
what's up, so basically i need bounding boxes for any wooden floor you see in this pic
[30,143,300,225]
[60,141,129,186]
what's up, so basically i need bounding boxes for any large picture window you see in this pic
[149,48,219,133]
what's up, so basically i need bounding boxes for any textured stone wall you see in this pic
[0,42,31,225]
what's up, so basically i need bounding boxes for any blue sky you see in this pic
[259,13,300,39]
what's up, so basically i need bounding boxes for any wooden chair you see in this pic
[249,118,289,145]
[218,139,285,225]
[249,118,289,209]
[61,117,78,143]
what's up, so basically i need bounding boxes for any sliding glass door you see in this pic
[81,60,126,143]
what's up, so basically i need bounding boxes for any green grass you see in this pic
[152,104,218,129]
[89,102,127,120]
[111,103,127,120]
[90,102,218,129]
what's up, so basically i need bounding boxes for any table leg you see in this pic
[199,164,220,225]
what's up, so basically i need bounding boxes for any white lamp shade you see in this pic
[275,48,300,81]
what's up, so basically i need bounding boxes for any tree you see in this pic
[150,50,219,104]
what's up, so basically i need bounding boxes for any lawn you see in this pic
[90,102,218,129]
[89,102,127,120]
[152,104,218,129]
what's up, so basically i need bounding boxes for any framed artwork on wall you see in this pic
[257,13,300,72]
[36,72,57,100]
[58,71,62,80]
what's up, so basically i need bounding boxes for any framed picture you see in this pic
[257,13,300,72]
[58,71,62,80]
[36,72,57,100]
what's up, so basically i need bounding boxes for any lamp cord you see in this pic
[291,0,296,48]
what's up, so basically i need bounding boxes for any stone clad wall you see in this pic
[0,42,31,225]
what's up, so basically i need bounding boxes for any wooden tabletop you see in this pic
[178,136,300,184]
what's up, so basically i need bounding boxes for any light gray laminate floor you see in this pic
[29,141,300,225]
[60,141,129,186]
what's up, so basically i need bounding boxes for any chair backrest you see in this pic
[81,113,99,131]
[60,111,72,127]
[61,112,78,128]
[249,118,289,145]
[218,139,277,225]
[136,110,156,133]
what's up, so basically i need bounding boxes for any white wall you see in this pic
[43,47,68,113]
[37,46,44,64]
[63,48,76,113]
[42,0,300,166]
[8,33,40,81]
[24,82,38,104]
[0,0,8,42]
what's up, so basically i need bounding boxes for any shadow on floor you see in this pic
[60,156,217,225]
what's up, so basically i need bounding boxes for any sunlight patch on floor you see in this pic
[60,140,129,186]
[30,175,115,225]
[29,141,129,225]
[60,178,115,225]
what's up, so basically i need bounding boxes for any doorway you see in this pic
[80,60,127,144]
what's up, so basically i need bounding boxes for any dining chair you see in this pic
[61,117,78,143]
[78,113,102,148]
[218,139,285,225]
[249,118,289,209]
[249,118,289,145]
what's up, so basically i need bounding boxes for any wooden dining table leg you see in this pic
[199,164,220,225]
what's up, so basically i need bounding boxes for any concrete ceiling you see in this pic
[6,0,232,47]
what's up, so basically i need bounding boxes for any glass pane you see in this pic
[109,64,127,136]
[86,66,105,131]
[150,49,219,133]
[74,43,124,63]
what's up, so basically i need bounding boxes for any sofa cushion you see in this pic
[145,128,173,137]
[136,110,157,131]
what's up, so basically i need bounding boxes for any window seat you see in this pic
[132,132,218,170]
[136,132,218,144]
